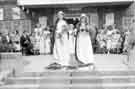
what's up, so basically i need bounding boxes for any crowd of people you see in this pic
[0,12,132,55]
[0,30,21,52]
[96,24,124,54]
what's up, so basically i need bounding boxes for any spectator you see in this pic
[96,29,106,53]
[30,32,39,55]
[106,25,113,54]
[20,31,33,55]
[13,31,21,52]
[111,31,122,53]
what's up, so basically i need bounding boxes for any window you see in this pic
[0,8,4,20]
[105,12,114,25]
[122,16,133,30]
[12,7,21,20]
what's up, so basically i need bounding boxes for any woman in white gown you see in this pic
[53,11,70,66]
[43,27,51,54]
[75,14,95,69]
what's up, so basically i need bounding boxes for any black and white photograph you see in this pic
[0,0,135,89]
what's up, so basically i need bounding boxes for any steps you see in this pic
[0,52,22,60]
[0,70,135,89]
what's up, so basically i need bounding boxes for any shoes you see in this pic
[89,64,95,70]
[78,63,95,71]
[66,66,77,70]
[46,62,63,70]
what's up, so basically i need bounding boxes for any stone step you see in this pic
[6,77,70,84]
[14,71,72,77]
[71,70,135,76]
[14,70,135,77]
[6,76,135,84]
[0,53,22,60]
[0,83,135,89]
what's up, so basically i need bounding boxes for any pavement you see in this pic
[20,54,129,72]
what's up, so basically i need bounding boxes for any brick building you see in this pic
[0,0,31,34]
[0,0,135,33]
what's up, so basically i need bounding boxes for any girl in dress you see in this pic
[75,14,95,70]
[40,17,50,55]
[34,24,42,54]
[111,31,122,53]
[68,24,75,55]
[43,27,51,54]
[68,24,76,66]
[39,29,46,55]
[14,30,21,52]
[106,25,113,54]
[96,29,106,53]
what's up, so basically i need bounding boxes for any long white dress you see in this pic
[76,25,94,64]
[39,34,46,54]
[34,27,42,51]
[44,30,51,54]
[68,30,75,54]
[53,20,70,66]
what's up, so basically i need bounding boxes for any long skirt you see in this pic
[68,35,75,54]
[53,33,70,66]
[45,38,51,54]
[76,32,94,64]
[39,37,45,54]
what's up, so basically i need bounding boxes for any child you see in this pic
[96,30,106,53]
[43,27,51,54]
[111,31,122,53]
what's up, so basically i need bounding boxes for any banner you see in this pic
[12,7,21,20]
[38,16,47,28]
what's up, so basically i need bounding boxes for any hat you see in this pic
[57,11,64,15]
[80,13,87,18]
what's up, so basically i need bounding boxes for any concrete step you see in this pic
[6,76,135,84]
[71,70,135,76]
[0,83,135,89]
[14,71,71,77]
[14,70,135,77]
[6,77,70,84]
[0,53,22,60]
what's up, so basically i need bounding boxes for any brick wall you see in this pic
[124,2,135,16]
[0,0,31,34]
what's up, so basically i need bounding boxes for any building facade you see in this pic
[0,0,135,33]
[0,0,31,34]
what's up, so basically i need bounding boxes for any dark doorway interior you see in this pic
[66,18,79,27]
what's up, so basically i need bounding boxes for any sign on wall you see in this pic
[122,16,133,30]
[105,13,114,25]
[12,7,21,20]
[38,16,47,28]
[0,8,4,20]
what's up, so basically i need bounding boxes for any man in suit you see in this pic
[20,31,33,55]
